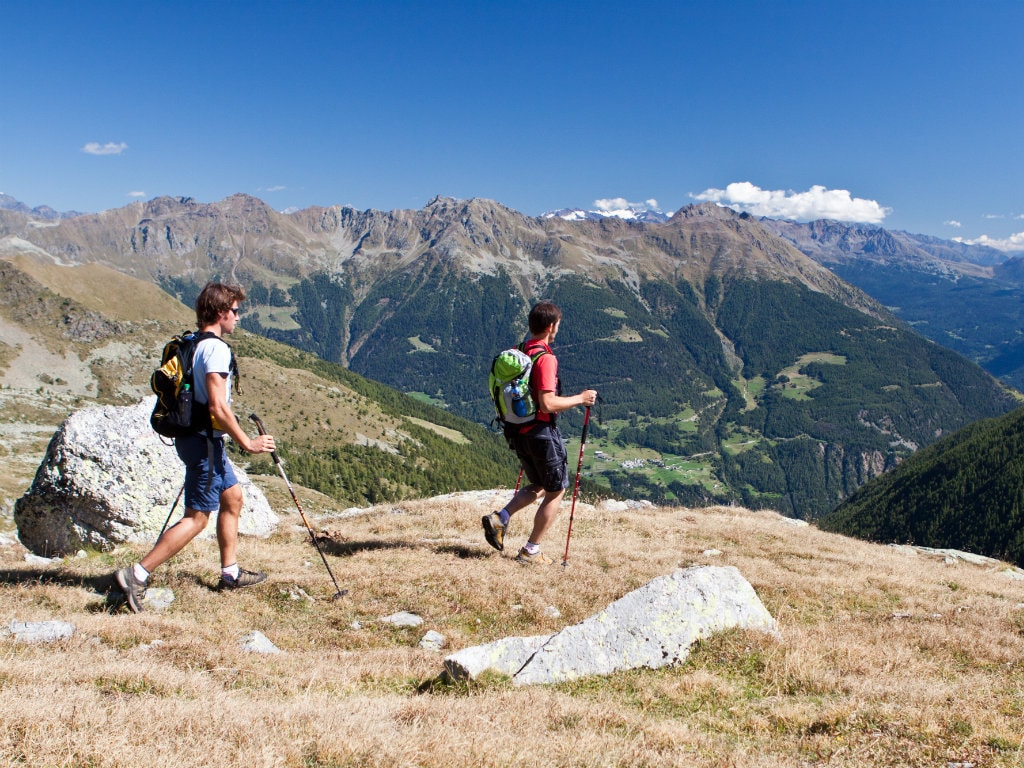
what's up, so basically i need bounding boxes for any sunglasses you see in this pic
[229,307,241,316]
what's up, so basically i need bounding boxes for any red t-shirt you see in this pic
[522,338,557,425]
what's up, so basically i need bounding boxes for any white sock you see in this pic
[133,563,150,583]
[523,541,540,555]
[222,563,239,580]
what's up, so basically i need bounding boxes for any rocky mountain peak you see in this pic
[667,202,739,222]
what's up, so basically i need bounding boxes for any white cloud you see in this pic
[953,232,1024,252]
[944,220,962,228]
[82,142,128,156]
[983,213,1004,220]
[594,197,630,212]
[259,185,287,193]
[691,182,891,224]
[594,197,662,213]
[128,190,146,198]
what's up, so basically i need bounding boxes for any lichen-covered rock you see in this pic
[14,397,278,555]
[4,620,76,644]
[444,565,778,685]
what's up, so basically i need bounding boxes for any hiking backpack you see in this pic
[488,343,548,427]
[149,331,236,438]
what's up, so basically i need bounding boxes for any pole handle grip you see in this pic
[248,413,281,465]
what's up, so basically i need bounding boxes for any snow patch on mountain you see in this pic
[543,197,671,223]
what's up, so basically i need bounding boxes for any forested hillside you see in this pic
[819,406,1024,566]
[231,333,518,505]
[247,269,1016,518]
[762,217,1024,390]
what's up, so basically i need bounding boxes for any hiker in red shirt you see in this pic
[482,302,598,564]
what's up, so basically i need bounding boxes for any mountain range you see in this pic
[0,193,1019,520]
[0,193,82,221]
[545,204,1024,390]
[758,218,1024,390]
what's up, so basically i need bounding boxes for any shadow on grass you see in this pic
[315,537,416,557]
[415,669,513,696]
[0,566,130,612]
[434,543,490,559]
[0,566,115,593]
[314,537,490,560]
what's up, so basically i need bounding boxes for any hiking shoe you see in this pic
[218,568,267,590]
[514,547,553,566]
[115,566,145,614]
[482,512,506,552]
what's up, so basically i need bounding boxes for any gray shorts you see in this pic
[512,422,569,493]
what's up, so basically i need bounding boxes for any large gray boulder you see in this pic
[14,397,278,556]
[444,565,778,685]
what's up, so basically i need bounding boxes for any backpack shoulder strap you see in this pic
[519,340,549,363]
[184,331,216,374]
[190,332,241,393]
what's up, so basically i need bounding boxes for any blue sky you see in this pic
[2,1,1022,249]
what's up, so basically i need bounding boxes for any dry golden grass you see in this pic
[2,491,1024,767]
[3,254,193,327]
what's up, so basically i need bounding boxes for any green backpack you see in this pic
[488,343,548,427]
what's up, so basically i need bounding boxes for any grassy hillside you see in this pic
[819,406,1024,567]
[228,333,516,504]
[0,253,516,521]
[1,493,1022,766]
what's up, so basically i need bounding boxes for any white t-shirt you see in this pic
[193,336,233,437]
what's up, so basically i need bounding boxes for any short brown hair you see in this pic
[528,301,562,335]
[196,282,246,327]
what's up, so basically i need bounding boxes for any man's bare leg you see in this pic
[526,489,565,546]
[140,509,211,573]
[215,483,244,568]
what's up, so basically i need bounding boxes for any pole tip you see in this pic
[332,589,349,600]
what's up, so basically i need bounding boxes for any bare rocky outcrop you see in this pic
[13,397,278,556]
[443,565,778,686]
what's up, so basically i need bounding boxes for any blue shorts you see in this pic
[511,422,569,493]
[175,434,238,512]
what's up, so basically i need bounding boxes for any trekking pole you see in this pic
[156,483,185,544]
[562,405,591,568]
[249,413,348,600]
[514,467,523,493]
